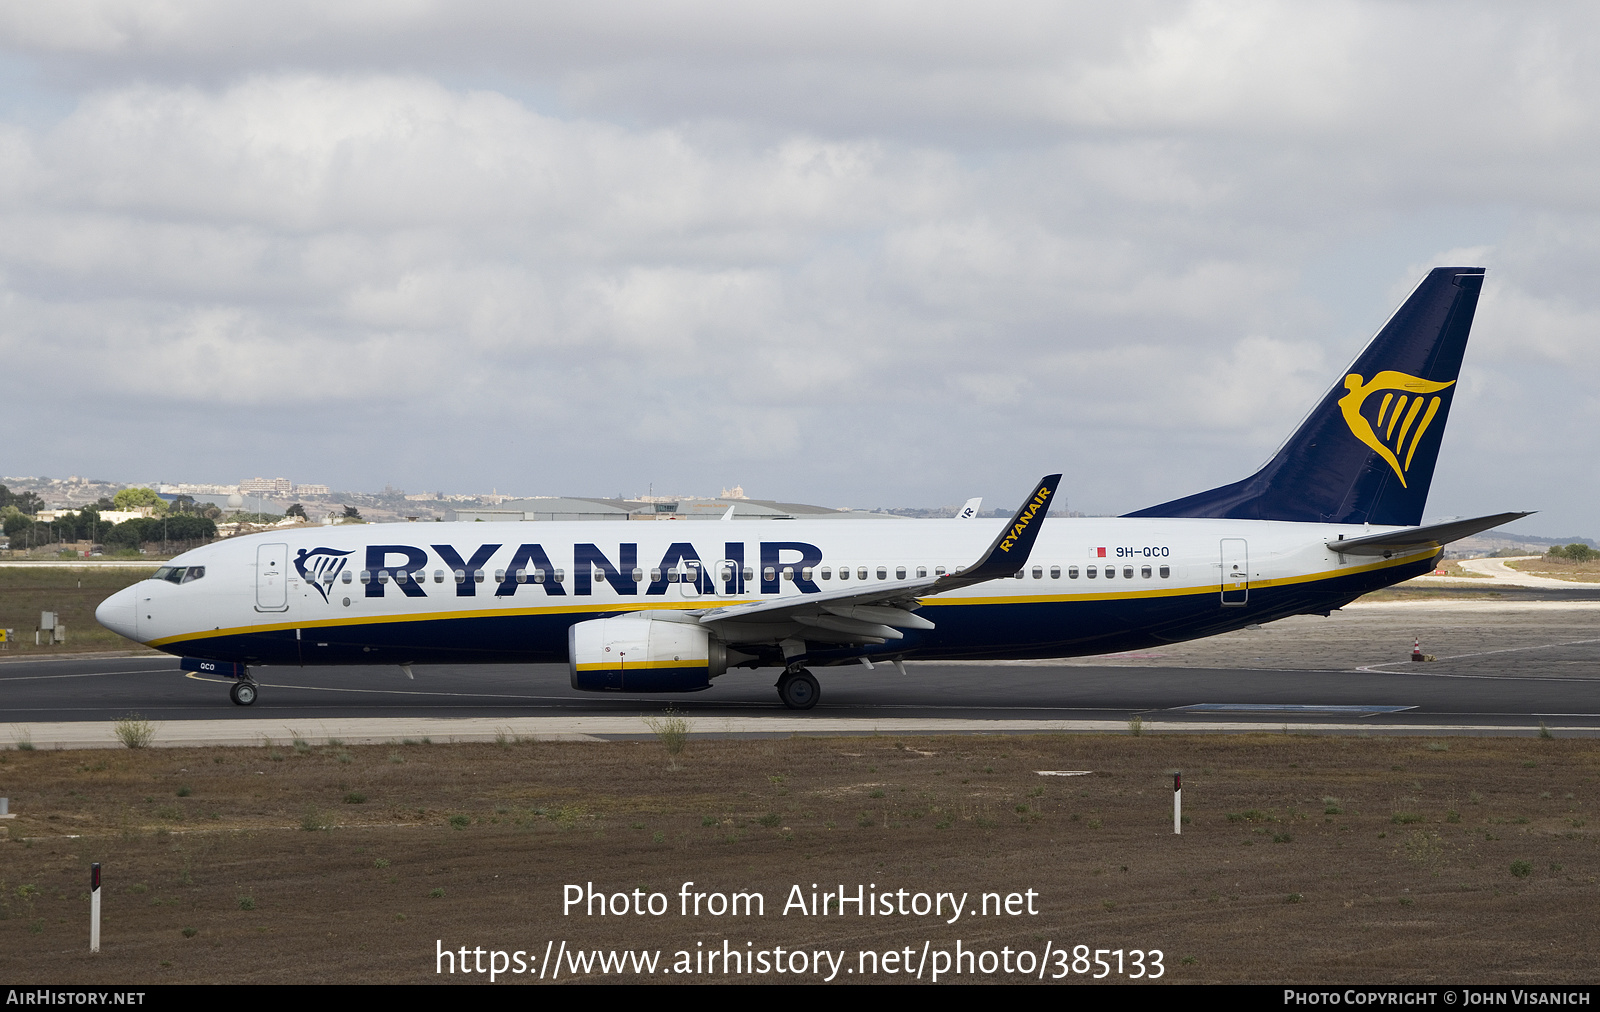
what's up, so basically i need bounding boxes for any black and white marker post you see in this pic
[1173,773,1182,835]
[90,862,101,953]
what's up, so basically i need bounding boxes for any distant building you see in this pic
[240,477,293,495]
[294,484,331,496]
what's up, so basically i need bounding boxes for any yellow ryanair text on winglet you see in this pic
[1338,371,1455,487]
[999,485,1054,553]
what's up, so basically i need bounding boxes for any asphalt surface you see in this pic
[0,634,1593,736]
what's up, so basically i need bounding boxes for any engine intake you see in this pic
[568,615,728,692]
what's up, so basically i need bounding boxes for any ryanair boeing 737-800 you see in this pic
[96,267,1526,709]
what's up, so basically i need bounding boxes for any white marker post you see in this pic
[90,863,101,953]
[1173,772,1182,835]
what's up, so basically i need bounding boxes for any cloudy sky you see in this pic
[2,2,1596,533]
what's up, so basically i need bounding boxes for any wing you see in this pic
[696,474,1061,649]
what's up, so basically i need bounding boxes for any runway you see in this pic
[3,587,1597,744]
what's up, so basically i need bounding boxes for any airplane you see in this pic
[96,266,1527,710]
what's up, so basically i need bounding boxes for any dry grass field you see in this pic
[1507,557,1600,584]
[1,733,1595,984]
[0,567,155,655]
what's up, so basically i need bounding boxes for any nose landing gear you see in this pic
[776,668,819,710]
[229,679,259,706]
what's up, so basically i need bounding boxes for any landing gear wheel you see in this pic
[229,680,258,706]
[776,669,819,710]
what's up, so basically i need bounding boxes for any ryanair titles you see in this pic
[998,484,1054,554]
[293,541,828,602]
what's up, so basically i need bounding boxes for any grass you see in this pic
[642,708,690,758]
[1128,714,1143,736]
[0,566,158,655]
[1510,860,1533,879]
[237,896,255,911]
[343,792,366,804]
[113,714,157,749]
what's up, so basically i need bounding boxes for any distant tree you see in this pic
[113,488,168,514]
[1564,543,1596,563]
[341,505,363,521]
[0,486,44,514]
[286,503,308,520]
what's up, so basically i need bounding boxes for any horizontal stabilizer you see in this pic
[1328,512,1535,556]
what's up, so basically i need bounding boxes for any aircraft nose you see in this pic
[95,585,139,641]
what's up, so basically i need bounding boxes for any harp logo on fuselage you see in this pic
[1337,371,1455,487]
[293,547,353,603]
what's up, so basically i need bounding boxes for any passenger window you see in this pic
[857,568,868,580]
[934,566,946,576]
[631,568,644,583]
[378,570,390,584]
[763,567,776,581]
[533,568,546,583]
[1050,566,1060,579]
[433,570,444,583]
[876,567,888,580]
[801,567,813,581]
[917,567,927,578]
[395,570,408,584]
[514,569,526,583]
[553,569,565,583]
[1141,566,1151,578]
[820,567,831,580]
[1031,566,1042,579]
[783,567,794,581]
[838,567,849,581]
[360,570,371,584]
[742,567,753,581]
[1068,566,1079,579]
[1105,567,1115,580]
[453,569,466,584]
[896,566,906,579]
[343,571,354,584]
[473,570,485,583]
[1014,570,1024,579]
[1159,565,1170,579]
[493,569,505,583]
[650,568,662,582]
[1124,567,1133,579]
[1086,566,1096,578]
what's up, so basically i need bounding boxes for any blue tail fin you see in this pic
[1125,267,1485,527]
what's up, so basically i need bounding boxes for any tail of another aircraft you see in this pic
[1126,267,1486,527]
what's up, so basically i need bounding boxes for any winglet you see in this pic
[931,474,1061,593]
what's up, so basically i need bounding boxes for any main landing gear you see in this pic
[776,668,819,710]
[229,679,259,706]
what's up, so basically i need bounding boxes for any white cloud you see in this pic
[0,4,1596,531]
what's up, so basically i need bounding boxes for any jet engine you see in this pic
[568,615,731,692]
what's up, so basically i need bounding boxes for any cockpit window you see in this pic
[152,566,205,584]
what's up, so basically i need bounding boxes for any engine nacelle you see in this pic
[568,615,729,692]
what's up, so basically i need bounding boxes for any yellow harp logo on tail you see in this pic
[1337,371,1455,487]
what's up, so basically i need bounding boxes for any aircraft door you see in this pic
[256,543,290,612]
[675,559,703,599]
[715,559,746,598]
[1220,538,1248,606]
